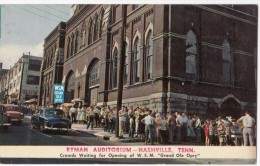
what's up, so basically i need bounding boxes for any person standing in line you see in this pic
[187,115,196,143]
[194,114,202,143]
[108,108,116,133]
[141,109,155,145]
[202,119,210,146]
[69,105,77,124]
[154,113,161,144]
[119,106,127,138]
[94,106,101,128]
[209,120,214,146]
[76,105,82,124]
[158,114,167,144]
[167,111,176,144]
[129,114,135,138]
[87,106,95,130]
[80,105,86,124]
[181,112,188,142]
[175,111,183,144]
[237,111,256,146]
[134,108,140,137]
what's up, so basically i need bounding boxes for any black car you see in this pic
[31,108,71,133]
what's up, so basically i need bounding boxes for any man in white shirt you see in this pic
[141,109,155,145]
[181,112,188,142]
[175,111,183,144]
[119,106,127,138]
[237,111,255,146]
[194,114,202,143]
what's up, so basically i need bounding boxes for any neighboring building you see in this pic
[40,5,257,119]
[0,54,42,104]
[0,63,9,103]
[38,22,66,106]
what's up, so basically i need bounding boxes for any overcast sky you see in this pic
[0,4,71,69]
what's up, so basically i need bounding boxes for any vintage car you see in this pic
[3,104,24,125]
[31,107,71,133]
[0,104,11,130]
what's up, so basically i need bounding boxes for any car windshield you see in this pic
[4,107,20,111]
[45,109,65,118]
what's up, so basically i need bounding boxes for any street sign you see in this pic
[53,84,64,104]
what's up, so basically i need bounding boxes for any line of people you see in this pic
[59,104,256,146]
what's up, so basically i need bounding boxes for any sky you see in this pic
[0,1,259,70]
[0,4,72,69]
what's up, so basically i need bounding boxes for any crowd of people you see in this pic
[56,104,256,146]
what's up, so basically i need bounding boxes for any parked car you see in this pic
[0,104,11,130]
[31,107,71,133]
[3,104,24,125]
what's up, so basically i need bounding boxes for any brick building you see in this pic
[39,22,66,106]
[40,5,257,119]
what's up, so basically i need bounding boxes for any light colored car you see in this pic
[0,104,11,130]
[3,104,24,125]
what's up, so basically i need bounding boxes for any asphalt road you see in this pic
[0,116,256,164]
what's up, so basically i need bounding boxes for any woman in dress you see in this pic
[202,119,210,146]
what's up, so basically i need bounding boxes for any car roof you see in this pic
[3,104,19,107]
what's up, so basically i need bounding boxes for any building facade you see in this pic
[40,5,257,119]
[38,22,66,106]
[0,54,42,104]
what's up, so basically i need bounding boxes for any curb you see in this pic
[71,128,144,142]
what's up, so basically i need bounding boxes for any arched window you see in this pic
[145,30,153,81]
[133,37,140,83]
[88,19,93,44]
[89,60,100,87]
[94,14,99,41]
[74,30,78,54]
[70,34,74,56]
[185,30,197,78]
[99,9,104,38]
[123,43,128,85]
[65,71,75,103]
[67,37,71,59]
[81,21,86,47]
[222,39,231,84]
[112,48,118,89]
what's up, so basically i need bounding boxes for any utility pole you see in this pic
[116,5,127,138]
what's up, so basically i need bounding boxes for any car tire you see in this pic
[31,123,35,129]
[39,123,45,133]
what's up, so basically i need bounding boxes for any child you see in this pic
[218,124,226,146]
[209,120,214,146]
[129,115,135,138]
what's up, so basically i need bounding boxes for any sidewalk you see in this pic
[71,123,205,145]
[71,123,145,143]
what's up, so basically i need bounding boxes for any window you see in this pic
[67,37,71,58]
[133,37,140,84]
[185,30,197,78]
[66,72,75,92]
[99,9,104,38]
[28,59,41,71]
[93,14,99,41]
[222,39,231,84]
[88,19,93,44]
[133,4,142,10]
[74,31,78,54]
[112,48,118,88]
[145,30,153,80]
[70,34,75,56]
[123,44,128,86]
[112,5,117,24]
[89,60,100,87]
[27,75,40,85]
[81,21,86,47]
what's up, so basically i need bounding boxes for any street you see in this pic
[0,116,199,164]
